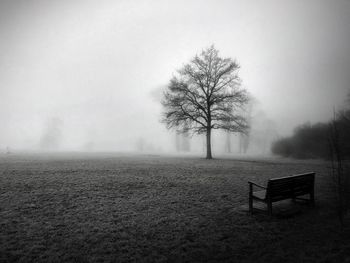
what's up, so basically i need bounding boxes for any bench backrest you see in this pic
[266,172,315,202]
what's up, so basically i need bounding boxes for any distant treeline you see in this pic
[272,109,350,159]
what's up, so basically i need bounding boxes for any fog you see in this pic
[1,0,350,154]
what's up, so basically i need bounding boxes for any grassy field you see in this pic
[0,153,349,262]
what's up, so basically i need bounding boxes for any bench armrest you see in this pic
[248,181,267,189]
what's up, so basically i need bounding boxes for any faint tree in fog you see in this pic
[162,46,249,159]
[6,146,11,154]
[136,137,145,152]
[40,117,63,150]
[225,131,232,153]
[239,96,254,154]
[175,131,191,152]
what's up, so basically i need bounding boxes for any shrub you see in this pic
[271,122,329,159]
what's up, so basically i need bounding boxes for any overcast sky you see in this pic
[1,0,350,151]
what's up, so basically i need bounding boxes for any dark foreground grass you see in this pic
[0,153,349,262]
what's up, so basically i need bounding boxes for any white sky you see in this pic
[0,0,349,151]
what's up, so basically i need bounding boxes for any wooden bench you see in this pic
[248,172,315,215]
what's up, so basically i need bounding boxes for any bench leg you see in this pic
[310,191,315,207]
[249,184,253,214]
[249,194,253,214]
[267,201,272,216]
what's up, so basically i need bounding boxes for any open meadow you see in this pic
[0,153,349,262]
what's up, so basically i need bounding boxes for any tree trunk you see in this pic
[206,128,212,159]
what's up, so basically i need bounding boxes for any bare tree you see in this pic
[162,46,249,159]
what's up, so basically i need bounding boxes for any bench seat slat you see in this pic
[251,190,266,200]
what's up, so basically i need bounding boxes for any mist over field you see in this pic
[2,2,350,261]
[1,0,350,154]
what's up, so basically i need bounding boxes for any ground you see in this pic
[0,153,349,263]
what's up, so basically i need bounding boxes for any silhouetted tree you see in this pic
[329,93,350,225]
[162,46,249,159]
